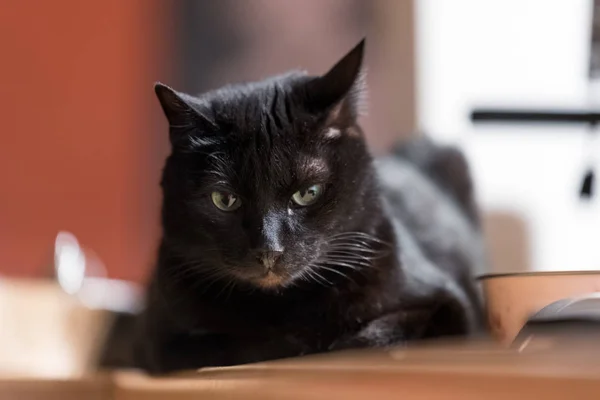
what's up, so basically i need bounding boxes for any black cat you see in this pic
[133,39,486,374]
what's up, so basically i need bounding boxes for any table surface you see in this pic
[2,338,600,400]
[112,338,600,400]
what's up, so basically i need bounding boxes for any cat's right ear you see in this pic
[154,83,217,146]
[304,39,367,126]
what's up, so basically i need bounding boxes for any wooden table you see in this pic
[2,338,598,399]
[112,339,600,400]
[0,374,112,400]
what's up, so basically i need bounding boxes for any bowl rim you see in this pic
[477,270,600,280]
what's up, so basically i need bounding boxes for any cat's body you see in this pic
[134,40,486,374]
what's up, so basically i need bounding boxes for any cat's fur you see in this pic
[134,39,486,374]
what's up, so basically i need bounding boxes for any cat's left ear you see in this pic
[154,83,218,147]
[305,39,366,127]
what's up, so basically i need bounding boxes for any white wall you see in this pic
[415,0,600,272]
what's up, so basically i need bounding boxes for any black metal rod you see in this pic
[471,109,600,125]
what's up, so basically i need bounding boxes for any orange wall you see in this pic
[0,1,169,282]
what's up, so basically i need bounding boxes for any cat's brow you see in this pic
[297,157,329,181]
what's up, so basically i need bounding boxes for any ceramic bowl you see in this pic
[478,271,600,344]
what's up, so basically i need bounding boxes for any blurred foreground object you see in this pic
[0,278,111,378]
[54,231,143,315]
[0,232,143,378]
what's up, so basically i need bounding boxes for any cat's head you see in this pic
[156,39,383,291]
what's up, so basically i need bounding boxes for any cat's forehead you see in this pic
[218,142,331,197]
[198,73,333,193]
[205,74,315,133]
[242,145,328,177]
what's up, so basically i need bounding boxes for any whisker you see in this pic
[314,265,358,285]
[327,240,391,253]
[326,253,388,265]
[198,271,230,294]
[225,279,238,301]
[306,267,332,286]
[327,236,392,249]
[314,265,348,279]
[322,260,370,269]
[300,269,317,285]
[326,244,382,253]
[318,260,366,270]
[170,261,204,269]
[321,254,372,264]
[324,251,376,261]
[328,231,391,245]
[171,264,225,283]
[215,278,236,299]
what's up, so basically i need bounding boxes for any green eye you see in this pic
[211,191,241,211]
[291,184,324,207]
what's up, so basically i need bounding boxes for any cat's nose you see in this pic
[257,250,284,270]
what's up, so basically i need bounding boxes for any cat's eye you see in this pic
[211,191,241,211]
[291,184,324,207]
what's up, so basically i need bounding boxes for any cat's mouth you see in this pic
[254,271,286,289]
[229,265,291,289]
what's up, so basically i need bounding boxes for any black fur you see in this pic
[133,39,486,374]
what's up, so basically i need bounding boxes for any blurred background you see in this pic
[0,0,414,284]
[1,0,599,284]
[3,0,600,384]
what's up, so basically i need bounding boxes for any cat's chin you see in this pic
[253,271,288,290]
